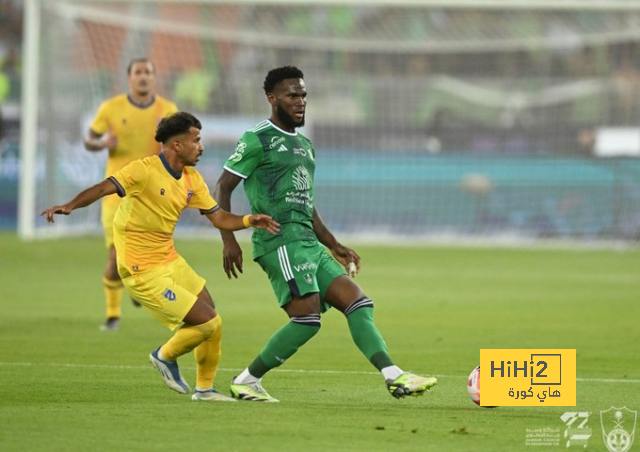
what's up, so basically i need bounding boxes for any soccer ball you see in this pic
[466,366,497,408]
[467,365,481,405]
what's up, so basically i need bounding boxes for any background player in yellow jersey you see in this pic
[83,58,178,331]
[42,112,280,402]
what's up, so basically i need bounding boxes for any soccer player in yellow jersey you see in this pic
[83,58,178,331]
[42,112,280,402]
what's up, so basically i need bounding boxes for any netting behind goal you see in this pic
[20,0,640,243]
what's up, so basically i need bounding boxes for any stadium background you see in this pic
[1,3,639,452]
[3,0,640,244]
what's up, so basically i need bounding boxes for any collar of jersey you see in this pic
[159,152,182,180]
[127,94,156,109]
[268,120,298,136]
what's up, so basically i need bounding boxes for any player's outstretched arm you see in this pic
[213,169,245,279]
[205,210,280,234]
[312,207,360,277]
[40,179,118,223]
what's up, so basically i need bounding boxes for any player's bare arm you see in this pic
[206,209,280,235]
[83,129,118,152]
[213,170,246,279]
[41,178,118,223]
[312,207,360,275]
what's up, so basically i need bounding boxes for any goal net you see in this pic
[20,0,640,244]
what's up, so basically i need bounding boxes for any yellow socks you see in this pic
[194,316,223,390]
[160,316,222,389]
[102,277,123,318]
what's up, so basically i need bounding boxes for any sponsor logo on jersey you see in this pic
[285,191,313,207]
[292,166,311,191]
[186,189,194,204]
[229,141,247,162]
[277,144,289,152]
[163,289,176,301]
[269,136,286,149]
[294,262,317,272]
[160,188,165,196]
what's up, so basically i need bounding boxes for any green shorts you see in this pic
[256,240,346,312]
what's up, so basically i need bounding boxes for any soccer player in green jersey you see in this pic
[214,66,437,402]
[42,112,279,402]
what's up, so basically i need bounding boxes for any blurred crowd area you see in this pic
[229,5,640,79]
[0,0,22,144]
[51,2,638,157]
[6,2,640,156]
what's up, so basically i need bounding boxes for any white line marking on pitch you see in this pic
[0,361,637,384]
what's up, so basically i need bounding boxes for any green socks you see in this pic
[249,317,320,377]
[346,304,394,371]
[246,303,393,378]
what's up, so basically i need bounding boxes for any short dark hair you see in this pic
[127,58,154,75]
[155,112,202,144]
[263,66,304,94]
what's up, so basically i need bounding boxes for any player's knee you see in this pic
[343,296,374,317]
[196,314,221,338]
[291,314,321,336]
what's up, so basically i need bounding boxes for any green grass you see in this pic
[0,231,639,451]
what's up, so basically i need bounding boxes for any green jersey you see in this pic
[224,120,317,259]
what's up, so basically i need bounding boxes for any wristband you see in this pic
[242,215,252,228]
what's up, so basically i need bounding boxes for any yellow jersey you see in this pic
[89,94,178,177]
[109,154,218,276]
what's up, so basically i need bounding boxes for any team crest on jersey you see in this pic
[160,188,165,196]
[292,166,311,191]
[163,289,176,301]
[229,142,247,162]
[186,189,194,204]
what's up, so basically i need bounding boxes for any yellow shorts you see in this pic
[121,255,206,330]
[101,194,121,248]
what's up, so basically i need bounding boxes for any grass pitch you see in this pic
[0,232,638,451]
